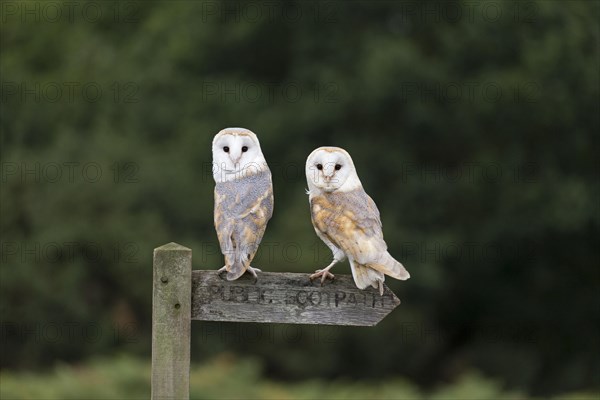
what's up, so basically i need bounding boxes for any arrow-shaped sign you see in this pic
[191,270,400,326]
[152,244,404,399]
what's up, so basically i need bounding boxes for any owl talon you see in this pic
[247,266,261,282]
[309,269,335,285]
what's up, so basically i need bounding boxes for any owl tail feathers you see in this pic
[226,261,246,281]
[350,260,385,291]
[367,252,410,281]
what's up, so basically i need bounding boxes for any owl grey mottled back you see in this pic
[212,128,274,280]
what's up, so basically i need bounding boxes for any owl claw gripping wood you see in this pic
[309,266,335,286]
[212,128,274,282]
[305,147,410,295]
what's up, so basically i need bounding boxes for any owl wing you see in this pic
[311,188,409,284]
[311,189,387,266]
[214,189,234,255]
[215,171,273,279]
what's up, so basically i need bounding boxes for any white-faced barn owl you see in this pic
[212,128,273,281]
[305,147,410,295]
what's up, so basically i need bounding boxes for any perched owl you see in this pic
[212,128,274,281]
[305,147,409,295]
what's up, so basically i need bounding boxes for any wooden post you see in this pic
[152,242,191,400]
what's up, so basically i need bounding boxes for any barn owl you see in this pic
[305,147,410,295]
[212,127,273,281]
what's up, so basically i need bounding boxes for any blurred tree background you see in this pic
[1,0,598,398]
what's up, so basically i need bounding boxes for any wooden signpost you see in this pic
[152,242,401,399]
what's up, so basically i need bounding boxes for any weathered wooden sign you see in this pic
[192,270,400,326]
[151,242,402,400]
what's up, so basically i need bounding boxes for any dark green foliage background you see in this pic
[1,0,598,396]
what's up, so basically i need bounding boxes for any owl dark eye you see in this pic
[335,164,342,170]
[316,164,323,170]
[242,146,248,152]
[223,146,229,153]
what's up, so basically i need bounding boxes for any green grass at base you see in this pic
[0,354,596,400]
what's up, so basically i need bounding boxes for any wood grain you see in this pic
[191,270,400,326]
[152,243,191,400]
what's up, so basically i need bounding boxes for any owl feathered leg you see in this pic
[310,238,346,285]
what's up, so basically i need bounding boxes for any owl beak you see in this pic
[230,153,242,165]
[323,175,336,185]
